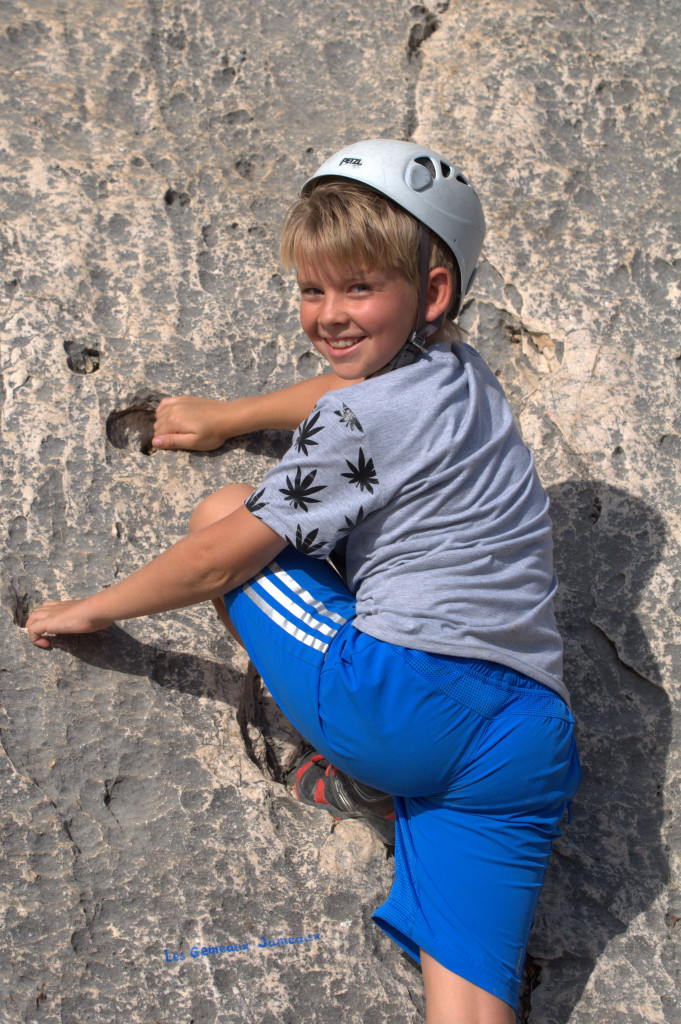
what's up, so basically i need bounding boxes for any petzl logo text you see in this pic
[339,157,362,166]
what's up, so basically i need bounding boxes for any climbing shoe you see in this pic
[288,750,395,846]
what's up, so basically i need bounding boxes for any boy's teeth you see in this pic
[329,338,360,349]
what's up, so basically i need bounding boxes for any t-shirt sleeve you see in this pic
[244,394,383,558]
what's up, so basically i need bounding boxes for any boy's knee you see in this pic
[189,483,254,532]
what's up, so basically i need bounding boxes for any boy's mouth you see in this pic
[325,336,364,350]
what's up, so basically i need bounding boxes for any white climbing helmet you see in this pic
[302,138,486,318]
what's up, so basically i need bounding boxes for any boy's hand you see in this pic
[152,396,235,451]
[26,599,114,649]
[152,376,358,452]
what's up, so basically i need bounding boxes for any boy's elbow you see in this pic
[183,531,239,598]
[184,518,279,600]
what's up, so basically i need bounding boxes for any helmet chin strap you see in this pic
[370,225,444,378]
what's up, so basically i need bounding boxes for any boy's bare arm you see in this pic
[152,373,360,451]
[25,507,286,649]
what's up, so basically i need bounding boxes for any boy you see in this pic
[27,139,580,1023]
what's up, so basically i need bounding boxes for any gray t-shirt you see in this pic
[247,340,567,702]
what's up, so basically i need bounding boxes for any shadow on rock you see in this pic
[523,479,671,1023]
[54,624,305,782]
[53,623,230,696]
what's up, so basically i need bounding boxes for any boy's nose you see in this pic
[319,291,348,327]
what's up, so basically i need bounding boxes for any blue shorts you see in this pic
[224,548,581,1008]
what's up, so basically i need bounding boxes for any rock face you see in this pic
[1,1,679,1022]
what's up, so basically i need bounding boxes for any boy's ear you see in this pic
[424,267,453,323]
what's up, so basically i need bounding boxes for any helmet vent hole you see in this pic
[414,156,436,178]
[440,161,451,178]
[456,173,470,186]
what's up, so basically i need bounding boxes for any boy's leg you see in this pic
[420,951,514,1024]
[189,483,256,532]
[189,483,357,758]
[189,483,394,841]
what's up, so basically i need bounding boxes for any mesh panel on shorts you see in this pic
[398,647,571,721]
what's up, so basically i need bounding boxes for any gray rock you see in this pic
[1,1,679,1022]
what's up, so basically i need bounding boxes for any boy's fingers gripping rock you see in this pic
[26,599,114,649]
[152,432,190,450]
[153,399,195,449]
[152,395,230,451]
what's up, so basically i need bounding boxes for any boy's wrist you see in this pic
[84,587,127,626]
[228,395,272,434]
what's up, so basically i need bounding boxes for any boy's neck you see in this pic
[368,323,456,378]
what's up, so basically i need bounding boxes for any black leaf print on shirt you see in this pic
[279,466,326,511]
[286,524,326,555]
[339,506,365,534]
[334,403,363,432]
[245,488,268,514]
[294,410,324,455]
[341,449,378,493]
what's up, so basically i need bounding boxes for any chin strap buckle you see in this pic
[405,329,429,354]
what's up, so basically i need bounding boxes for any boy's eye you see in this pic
[350,282,371,293]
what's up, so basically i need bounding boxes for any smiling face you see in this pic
[297,261,419,379]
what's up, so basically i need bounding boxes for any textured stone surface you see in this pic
[1,1,679,1021]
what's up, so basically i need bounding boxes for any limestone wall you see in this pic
[1,1,679,1021]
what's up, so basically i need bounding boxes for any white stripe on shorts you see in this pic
[253,572,340,638]
[241,560,349,655]
[268,561,348,626]
[242,584,330,653]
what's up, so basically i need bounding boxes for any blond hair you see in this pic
[280,181,461,320]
